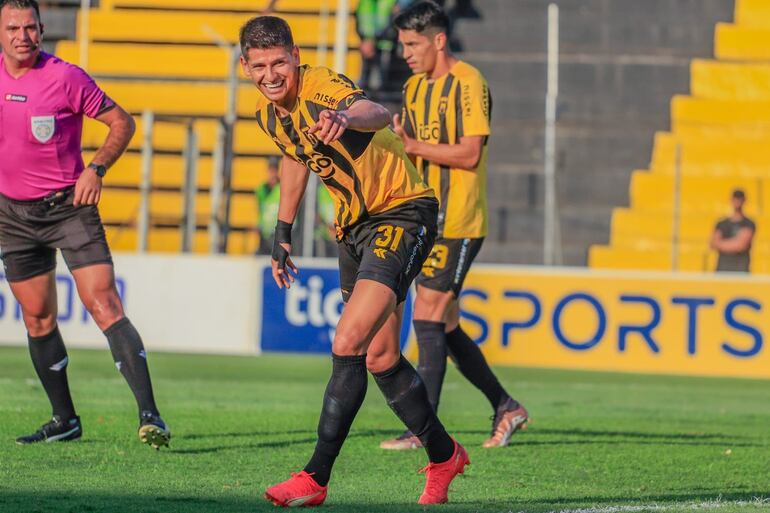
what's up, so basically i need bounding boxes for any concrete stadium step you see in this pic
[735,0,770,27]
[457,0,731,57]
[82,117,281,155]
[715,23,770,60]
[651,132,770,176]
[56,41,362,80]
[671,96,770,135]
[691,59,770,101]
[79,9,358,47]
[99,0,358,13]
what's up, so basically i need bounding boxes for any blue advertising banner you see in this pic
[260,264,413,353]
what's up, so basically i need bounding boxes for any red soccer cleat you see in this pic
[264,471,328,507]
[417,439,470,505]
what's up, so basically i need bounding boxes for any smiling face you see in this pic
[398,28,444,75]
[0,6,42,67]
[241,45,300,109]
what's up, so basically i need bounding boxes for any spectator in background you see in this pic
[356,0,398,91]
[255,156,281,255]
[711,189,756,273]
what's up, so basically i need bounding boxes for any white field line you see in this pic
[528,497,770,513]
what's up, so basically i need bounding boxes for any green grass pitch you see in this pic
[0,345,768,513]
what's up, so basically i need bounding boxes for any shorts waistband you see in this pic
[1,187,75,206]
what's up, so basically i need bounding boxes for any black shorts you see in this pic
[338,197,438,304]
[415,237,484,295]
[0,188,113,282]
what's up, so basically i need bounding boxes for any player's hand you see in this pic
[272,242,299,289]
[309,110,349,145]
[74,167,103,206]
[392,113,416,153]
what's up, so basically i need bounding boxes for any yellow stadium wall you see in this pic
[409,266,769,380]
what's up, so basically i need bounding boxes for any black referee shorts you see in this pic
[0,188,113,282]
[338,197,438,304]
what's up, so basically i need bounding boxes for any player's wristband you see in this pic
[274,220,292,244]
[272,220,293,269]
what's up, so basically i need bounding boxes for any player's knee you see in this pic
[23,313,57,337]
[83,290,124,329]
[414,293,452,321]
[365,346,400,373]
[332,328,368,356]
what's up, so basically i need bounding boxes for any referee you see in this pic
[0,0,169,448]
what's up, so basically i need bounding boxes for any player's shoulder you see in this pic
[452,60,488,86]
[403,72,427,91]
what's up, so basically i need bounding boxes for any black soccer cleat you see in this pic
[138,410,170,450]
[16,416,82,445]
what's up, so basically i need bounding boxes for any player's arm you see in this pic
[271,156,309,289]
[393,113,483,170]
[74,104,135,206]
[309,99,390,145]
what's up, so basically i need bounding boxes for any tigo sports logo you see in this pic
[260,265,413,353]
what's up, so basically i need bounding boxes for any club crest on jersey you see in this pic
[438,97,448,115]
[4,93,27,102]
[31,116,55,143]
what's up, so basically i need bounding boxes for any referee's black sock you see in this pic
[414,320,447,413]
[104,318,159,416]
[446,325,510,410]
[373,355,454,463]
[305,354,368,486]
[28,326,77,421]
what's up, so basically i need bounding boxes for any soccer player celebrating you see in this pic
[380,0,528,451]
[239,16,469,506]
[0,0,169,448]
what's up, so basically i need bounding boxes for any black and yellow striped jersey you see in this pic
[401,60,491,238]
[254,65,434,236]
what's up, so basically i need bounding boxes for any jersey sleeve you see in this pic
[307,68,368,114]
[66,65,115,118]
[456,72,491,138]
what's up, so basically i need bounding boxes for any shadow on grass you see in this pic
[0,490,767,513]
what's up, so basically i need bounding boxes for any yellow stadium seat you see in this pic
[226,230,260,255]
[82,117,281,155]
[56,41,362,80]
[100,0,358,13]
[691,59,770,102]
[105,226,138,251]
[735,0,770,28]
[671,96,770,136]
[588,246,714,273]
[81,10,359,48]
[628,171,763,215]
[715,23,770,61]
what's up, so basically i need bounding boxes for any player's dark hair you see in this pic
[0,0,41,22]
[393,1,449,34]
[239,15,294,58]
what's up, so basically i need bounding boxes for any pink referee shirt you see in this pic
[0,51,114,200]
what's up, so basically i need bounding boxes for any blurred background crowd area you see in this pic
[34,0,770,274]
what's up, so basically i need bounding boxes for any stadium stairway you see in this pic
[49,0,361,254]
[589,0,770,274]
[452,0,734,265]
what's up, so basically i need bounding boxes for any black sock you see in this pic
[414,321,447,413]
[305,354,368,486]
[104,318,159,415]
[373,355,454,463]
[28,327,76,420]
[446,325,509,410]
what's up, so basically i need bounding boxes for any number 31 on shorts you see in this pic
[373,224,405,258]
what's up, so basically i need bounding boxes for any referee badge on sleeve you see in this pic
[31,116,55,143]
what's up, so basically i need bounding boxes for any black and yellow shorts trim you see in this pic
[0,189,113,282]
[416,237,484,295]
[338,197,438,304]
